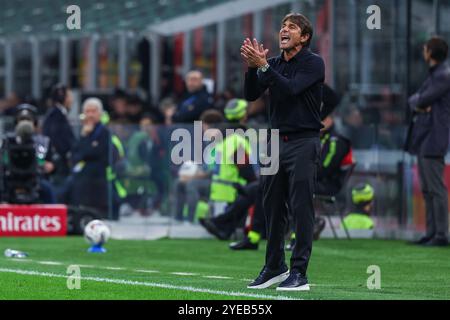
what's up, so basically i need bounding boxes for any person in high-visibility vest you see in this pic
[194,100,255,224]
[341,183,375,230]
[208,99,256,205]
[173,110,222,223]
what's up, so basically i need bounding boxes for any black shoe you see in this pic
[229,237,258,250]
[409,236,432,245]
[199,218,230,240]
[423,237,449,247]
[313,217,326,240]
[285,238,295,251]
[277,270,310,291]
[247,266,289,289]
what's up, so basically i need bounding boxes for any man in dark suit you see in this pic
[407,37,450,247]
[42,84,76,182]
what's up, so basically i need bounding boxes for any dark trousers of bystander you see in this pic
[418,156,449,241]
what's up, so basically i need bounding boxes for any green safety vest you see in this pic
[209,134,251,203]
[341,213,374,230]
[321,133,338,168]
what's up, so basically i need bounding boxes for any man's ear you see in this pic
[300,33,310,45]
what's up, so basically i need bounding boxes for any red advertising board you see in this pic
[0,205,67,237]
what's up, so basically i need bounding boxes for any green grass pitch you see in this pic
[0,237,449,300]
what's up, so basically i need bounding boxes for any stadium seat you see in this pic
[0,0,234,38]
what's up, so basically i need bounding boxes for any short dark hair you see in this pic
[50,83,68,104]
[113,88,128,100]
[425,36,449,62]
[200,109,224,125]
[282,13,313,47]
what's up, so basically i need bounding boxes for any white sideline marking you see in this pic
[203,275,232,280]
[104,267,125,271]
[38,261,63,266]
[10,259,33,263]
[77,265,98,269]
[134,269,160,273]
[4,258,290,286]
[171,272,198,276]
[0,268,301,300]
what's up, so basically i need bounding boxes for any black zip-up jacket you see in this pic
[244,47,325,135]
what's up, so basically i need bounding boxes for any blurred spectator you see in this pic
[141,113,168,211]
[125,113,167,212]
[109,88,129,125]
[173,110,224,223]
[172,70,214,123]
[341,183,375,230]
[339,104,375,149]
[246,96,267,126]
[0,92,23,117]
[42,84,75,182]
[316,113,354,196]
[127,94,144,124]
[377,109,405,149]
[64,98,111,216]
[344,105,364,128]
[101,110,128,221]
[158,98,177,126]
[206,100,256,219]
[214,88,236,111]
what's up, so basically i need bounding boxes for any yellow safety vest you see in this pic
[342,213,374,230]
[209,134,251,203]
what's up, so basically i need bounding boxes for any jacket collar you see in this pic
[55,103,68,116]
[429,61,448,74]
[279,46,310,62]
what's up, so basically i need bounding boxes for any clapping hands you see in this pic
[240,38,269,68]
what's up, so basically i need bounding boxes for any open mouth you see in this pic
[280,35,290,45]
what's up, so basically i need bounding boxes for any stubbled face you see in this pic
[279,20,306,51]
[83,104,101,124]
[185,71,203,93]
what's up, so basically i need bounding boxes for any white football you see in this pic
[84,220,111,245]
